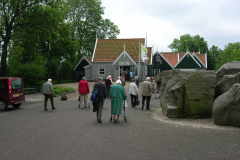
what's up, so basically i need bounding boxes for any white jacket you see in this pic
[129,82,138,96]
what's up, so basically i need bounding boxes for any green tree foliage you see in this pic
[66,0,120,59]
[7,59,45,88]
[168,34,208,53]
[0,0,66,76]
[215,42,240,71]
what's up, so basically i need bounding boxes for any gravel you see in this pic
[152,109,240,130]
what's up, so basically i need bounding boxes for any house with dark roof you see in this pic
[74,38,151,82]
[151,51,207,76]
[73,56,92,82]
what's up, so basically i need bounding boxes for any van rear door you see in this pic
[10,78,25,103]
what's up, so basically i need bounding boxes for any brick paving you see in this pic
[0,82,240,160]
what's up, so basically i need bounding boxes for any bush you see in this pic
[53,86,74,96]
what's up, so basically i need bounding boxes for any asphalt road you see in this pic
[0,82,240,160]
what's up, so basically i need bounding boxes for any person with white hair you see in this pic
[92,77,107,123]
[141,77,152,110]
[42,79,56,111]
[105,76,112,99]
[78,77,89,109]
[110,79,127,124]
[129,79,139,108]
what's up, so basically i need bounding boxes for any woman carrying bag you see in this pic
[129,79,139,108]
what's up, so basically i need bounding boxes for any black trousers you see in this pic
[142,96,151,109]
[130,94,137,108]
[44,94,54,109]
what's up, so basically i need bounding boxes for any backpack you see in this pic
[91,87,99,102]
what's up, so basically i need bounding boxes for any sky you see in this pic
[101,0,240,52]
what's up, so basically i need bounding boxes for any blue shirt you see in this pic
[130,72,133,77]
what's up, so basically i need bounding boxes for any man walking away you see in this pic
[42,79,56,111]
[92,77,107,123]
[78,77,89,109]
[141,77,152,110]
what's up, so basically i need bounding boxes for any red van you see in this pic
[0,77,25,111]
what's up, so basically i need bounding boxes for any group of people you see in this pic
[78,76,127,124]
[42,75,158,124]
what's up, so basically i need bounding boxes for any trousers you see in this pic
[44,94,54,109]
[142,96,151,109]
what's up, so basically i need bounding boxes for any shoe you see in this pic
[84,106,87,108]
[52,107,56,110]
[80,107,83,109]
[78,104,80,108]
[45,109,48,111]
[97,119,102,123]
[114,119,117,124]
[147,108,151,110]
[141,106,144,110]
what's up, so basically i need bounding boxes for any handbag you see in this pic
[135,95,140,106]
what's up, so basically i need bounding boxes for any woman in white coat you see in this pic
[129,79,139,108]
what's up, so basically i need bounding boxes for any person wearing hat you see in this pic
[110,80,127,123]
[42,79,56,111]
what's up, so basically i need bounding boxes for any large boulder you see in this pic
[157,70,216,118]
[215,72,240,98]
[213,84,240,127]
[216,61,240,84]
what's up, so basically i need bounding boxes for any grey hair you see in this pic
[98,77,103,81]
[116,80,122,84]
[48,79,52,82]
[82,77,86,80]
[146,77,151,81]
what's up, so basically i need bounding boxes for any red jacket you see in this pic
[78,80,89,94]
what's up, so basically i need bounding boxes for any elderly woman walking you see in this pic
[129,79,138,108]
[110,80,127,124]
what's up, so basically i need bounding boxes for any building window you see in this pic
[99,68,105,75]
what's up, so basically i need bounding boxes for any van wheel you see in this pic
[12,104,21,108]
[0,100,8,111]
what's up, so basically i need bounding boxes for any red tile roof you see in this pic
[93,38,145,62]
[160,52,206,67]
[85,56,92,64]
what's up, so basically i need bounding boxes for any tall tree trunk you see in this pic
[0,43,8,77]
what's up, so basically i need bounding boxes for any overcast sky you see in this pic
[101,0,240,52]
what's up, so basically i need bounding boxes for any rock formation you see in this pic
[215,72,240,98]
[216,61,240,84]
[156,70,216,119]
[213,84,240,127]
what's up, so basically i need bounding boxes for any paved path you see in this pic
[0,82,240,160]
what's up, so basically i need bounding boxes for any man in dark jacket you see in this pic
[92,77,107,123]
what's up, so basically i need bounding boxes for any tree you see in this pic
[0,0,66,76]
[168,34,208,53]
[66,0,120,59]
[215,42,240,70]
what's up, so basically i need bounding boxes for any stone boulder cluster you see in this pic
[155,61,240,128]
[213,61,240,127]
